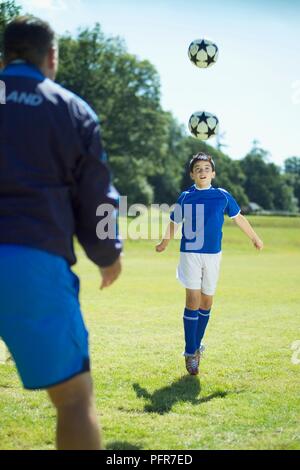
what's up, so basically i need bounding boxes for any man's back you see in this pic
[0,62,121,266]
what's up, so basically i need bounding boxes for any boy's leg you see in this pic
[200,293,213,311]
[182,286,213,361]
[186,289,201,310]
[195,252,222,350]
[196,293,213,350]
[47,372,102,450]
[183,289,201,355]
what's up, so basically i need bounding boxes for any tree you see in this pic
[284,156,300,175]
[241,146,297,211]
[56,25,168,203]
[284,157,300,210]
[149,112,187,204]
[0,0,21,63]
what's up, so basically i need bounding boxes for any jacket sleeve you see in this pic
[70,97,122,267]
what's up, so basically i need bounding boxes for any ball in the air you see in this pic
[188,38,219,68]
[188,111,219,140]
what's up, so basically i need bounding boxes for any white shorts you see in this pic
[176,251,222,295]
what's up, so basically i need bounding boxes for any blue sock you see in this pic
[183,308,199,355]
[196,308,211,350]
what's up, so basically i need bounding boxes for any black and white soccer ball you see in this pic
[188,38,219,68]
[188,111,219,140]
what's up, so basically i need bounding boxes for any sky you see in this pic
[18,0,300,166]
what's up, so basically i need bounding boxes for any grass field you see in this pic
[0,215,300,450]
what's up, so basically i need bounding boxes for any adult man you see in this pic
[0,16,122,449]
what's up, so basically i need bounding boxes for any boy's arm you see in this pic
[232,214,263,250]
[156,221,179,252]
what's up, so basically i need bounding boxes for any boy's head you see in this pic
[189,152,216,188]
[3,16,58,80]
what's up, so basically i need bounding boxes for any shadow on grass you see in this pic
[106,441,143,450]
[133,376,230,414]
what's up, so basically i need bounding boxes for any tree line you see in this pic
[1,1,300,212]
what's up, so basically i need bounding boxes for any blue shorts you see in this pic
[0,244,90,390]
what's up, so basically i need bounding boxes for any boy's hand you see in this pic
[156,240,168,252]
[252,237,264,250]
[100,257,122,290]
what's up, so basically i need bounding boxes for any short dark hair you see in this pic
[189,152,215,172]
[3,16,56,67]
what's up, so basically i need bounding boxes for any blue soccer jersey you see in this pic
[170,185,241,253]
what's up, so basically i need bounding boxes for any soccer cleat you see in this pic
[185,354,199,375]
[195,344,206,368]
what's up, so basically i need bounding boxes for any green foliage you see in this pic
[240,145,297,211]
[110,155,154,205]
[56,25,168,203]
[0,0,21,62]
[149,112,187,204]
[289,176,300,210]
[284,156,300,175]
[284,157,300,210]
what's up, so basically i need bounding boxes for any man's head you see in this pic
[3,16,58,80]
[189,152,216,188]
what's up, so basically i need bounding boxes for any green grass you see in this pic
[0,215,300,449]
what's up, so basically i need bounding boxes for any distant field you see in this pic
[0,215,300,450]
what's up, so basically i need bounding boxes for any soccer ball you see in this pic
[188,111,219,140]
[188,38,219,68]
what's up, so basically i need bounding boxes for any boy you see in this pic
[156,152,263,375]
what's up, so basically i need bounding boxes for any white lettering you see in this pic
[106,455,141,467]
[292,80,300,105]
[96,204,117,240]
[291,340,300,365]
[6,91,43,106]
[6,91,18,103]
[0,80,6,104]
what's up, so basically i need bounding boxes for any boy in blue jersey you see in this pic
[156,153,263,375]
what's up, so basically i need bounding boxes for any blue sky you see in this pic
[18,0,300,166]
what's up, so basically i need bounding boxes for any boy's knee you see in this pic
[186,300,199,310]
[185,289,201,310]
[200,294,213,310]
